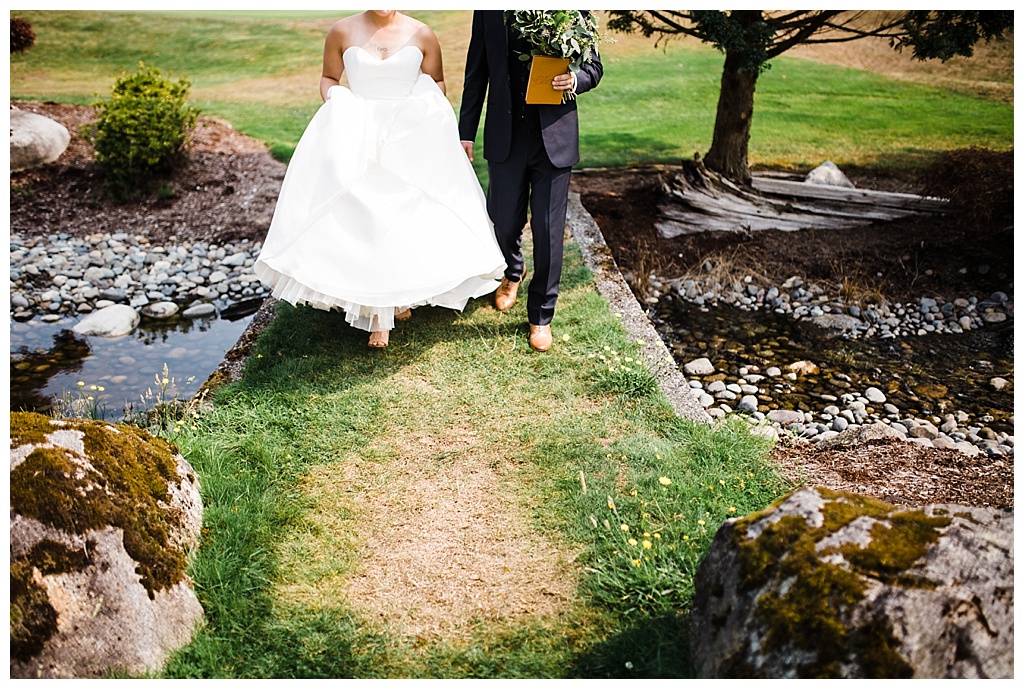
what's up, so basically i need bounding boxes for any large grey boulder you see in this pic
[72,304,140,337]
[9,412,204,679]
[10,107,71,171]
[691,486,1013,678]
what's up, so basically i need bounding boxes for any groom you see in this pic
[459,10,603,352]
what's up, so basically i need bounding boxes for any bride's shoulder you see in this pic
[408,19,441,50]
[327,14,361,39]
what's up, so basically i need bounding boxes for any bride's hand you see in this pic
[460,141,474,163]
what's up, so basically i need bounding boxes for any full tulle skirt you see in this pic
[254,75,505,332]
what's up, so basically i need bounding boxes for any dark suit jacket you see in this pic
[457,10,603,169]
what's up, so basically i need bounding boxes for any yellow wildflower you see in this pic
[561,333,570,342]
[642,540,652,549]
[76,381,85,387]
[620,523,630,532]
[632,558,642,567]
[653,533,661,539]
[628,538,638,546]
[659,476,671,486]
[728,506,737,513]
[697,519,706,526]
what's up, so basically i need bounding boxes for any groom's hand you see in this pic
[461,141,474,163]
[551,71,576,94]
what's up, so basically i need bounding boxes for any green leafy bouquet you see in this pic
[506,10,601,73]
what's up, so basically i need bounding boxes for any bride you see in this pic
[254,10,506,348]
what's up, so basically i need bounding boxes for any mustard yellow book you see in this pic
[525,55,571,105]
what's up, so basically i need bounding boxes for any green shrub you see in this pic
[10,17,36,53]
[84,62,199,197]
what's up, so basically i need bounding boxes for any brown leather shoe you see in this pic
[529,324,553,352]
[494,269,525,312]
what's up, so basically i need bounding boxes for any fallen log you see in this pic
[655,159,949,238]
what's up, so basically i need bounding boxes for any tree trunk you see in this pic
[703,50,759,187]
[704,9,764,185]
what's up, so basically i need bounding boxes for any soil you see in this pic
[9,100,1014,511]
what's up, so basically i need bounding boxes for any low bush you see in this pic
[83,62,199,197]
[10,17,35,54]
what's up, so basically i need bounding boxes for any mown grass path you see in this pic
[163,235,786,678]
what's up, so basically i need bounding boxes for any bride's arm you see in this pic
[320,21,346,102]
[417,26,446,96]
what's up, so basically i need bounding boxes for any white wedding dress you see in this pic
[254,45,506,332]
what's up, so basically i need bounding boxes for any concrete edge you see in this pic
[566,191,712,424]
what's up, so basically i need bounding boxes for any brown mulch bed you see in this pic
[11,100,285,246]
[11,100,1014,511]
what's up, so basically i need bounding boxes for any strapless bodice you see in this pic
[343,45,423,100]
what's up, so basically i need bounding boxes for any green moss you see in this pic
[10,539,93,662]
[840,511,951,588]
[729,487,951,678]
[9,412,189,598]
[10,410,58,448]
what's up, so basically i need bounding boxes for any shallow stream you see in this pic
[9,306,257,421]
[652,294,1014,433]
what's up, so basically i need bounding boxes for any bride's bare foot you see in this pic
[395,308,412,322]
[368,330,389,348]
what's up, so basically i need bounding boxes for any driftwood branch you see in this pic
[655,161,948,238]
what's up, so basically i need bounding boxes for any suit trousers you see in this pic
[486,111,572,327]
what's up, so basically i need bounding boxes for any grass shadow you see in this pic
[569,613,695,679]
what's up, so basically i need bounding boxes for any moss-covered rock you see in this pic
[9,412,204,679]
[690,486,1013,678]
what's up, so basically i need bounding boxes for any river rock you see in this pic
[141,301,180,319]
[10,107,71,171]
[864,387,887,404]
[804,160,855,188]
[690,487,1013,678]
[684,357,715,376]
[182,303,217,319]
[9,412,204,679]
[71,304,139,337]
[806,313,862,336]
[767,409,804,425]
[737,395,759,413]
[788,360,820,376]
[815,422,906,449]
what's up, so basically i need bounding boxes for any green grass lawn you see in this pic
[10,10,1012,170]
